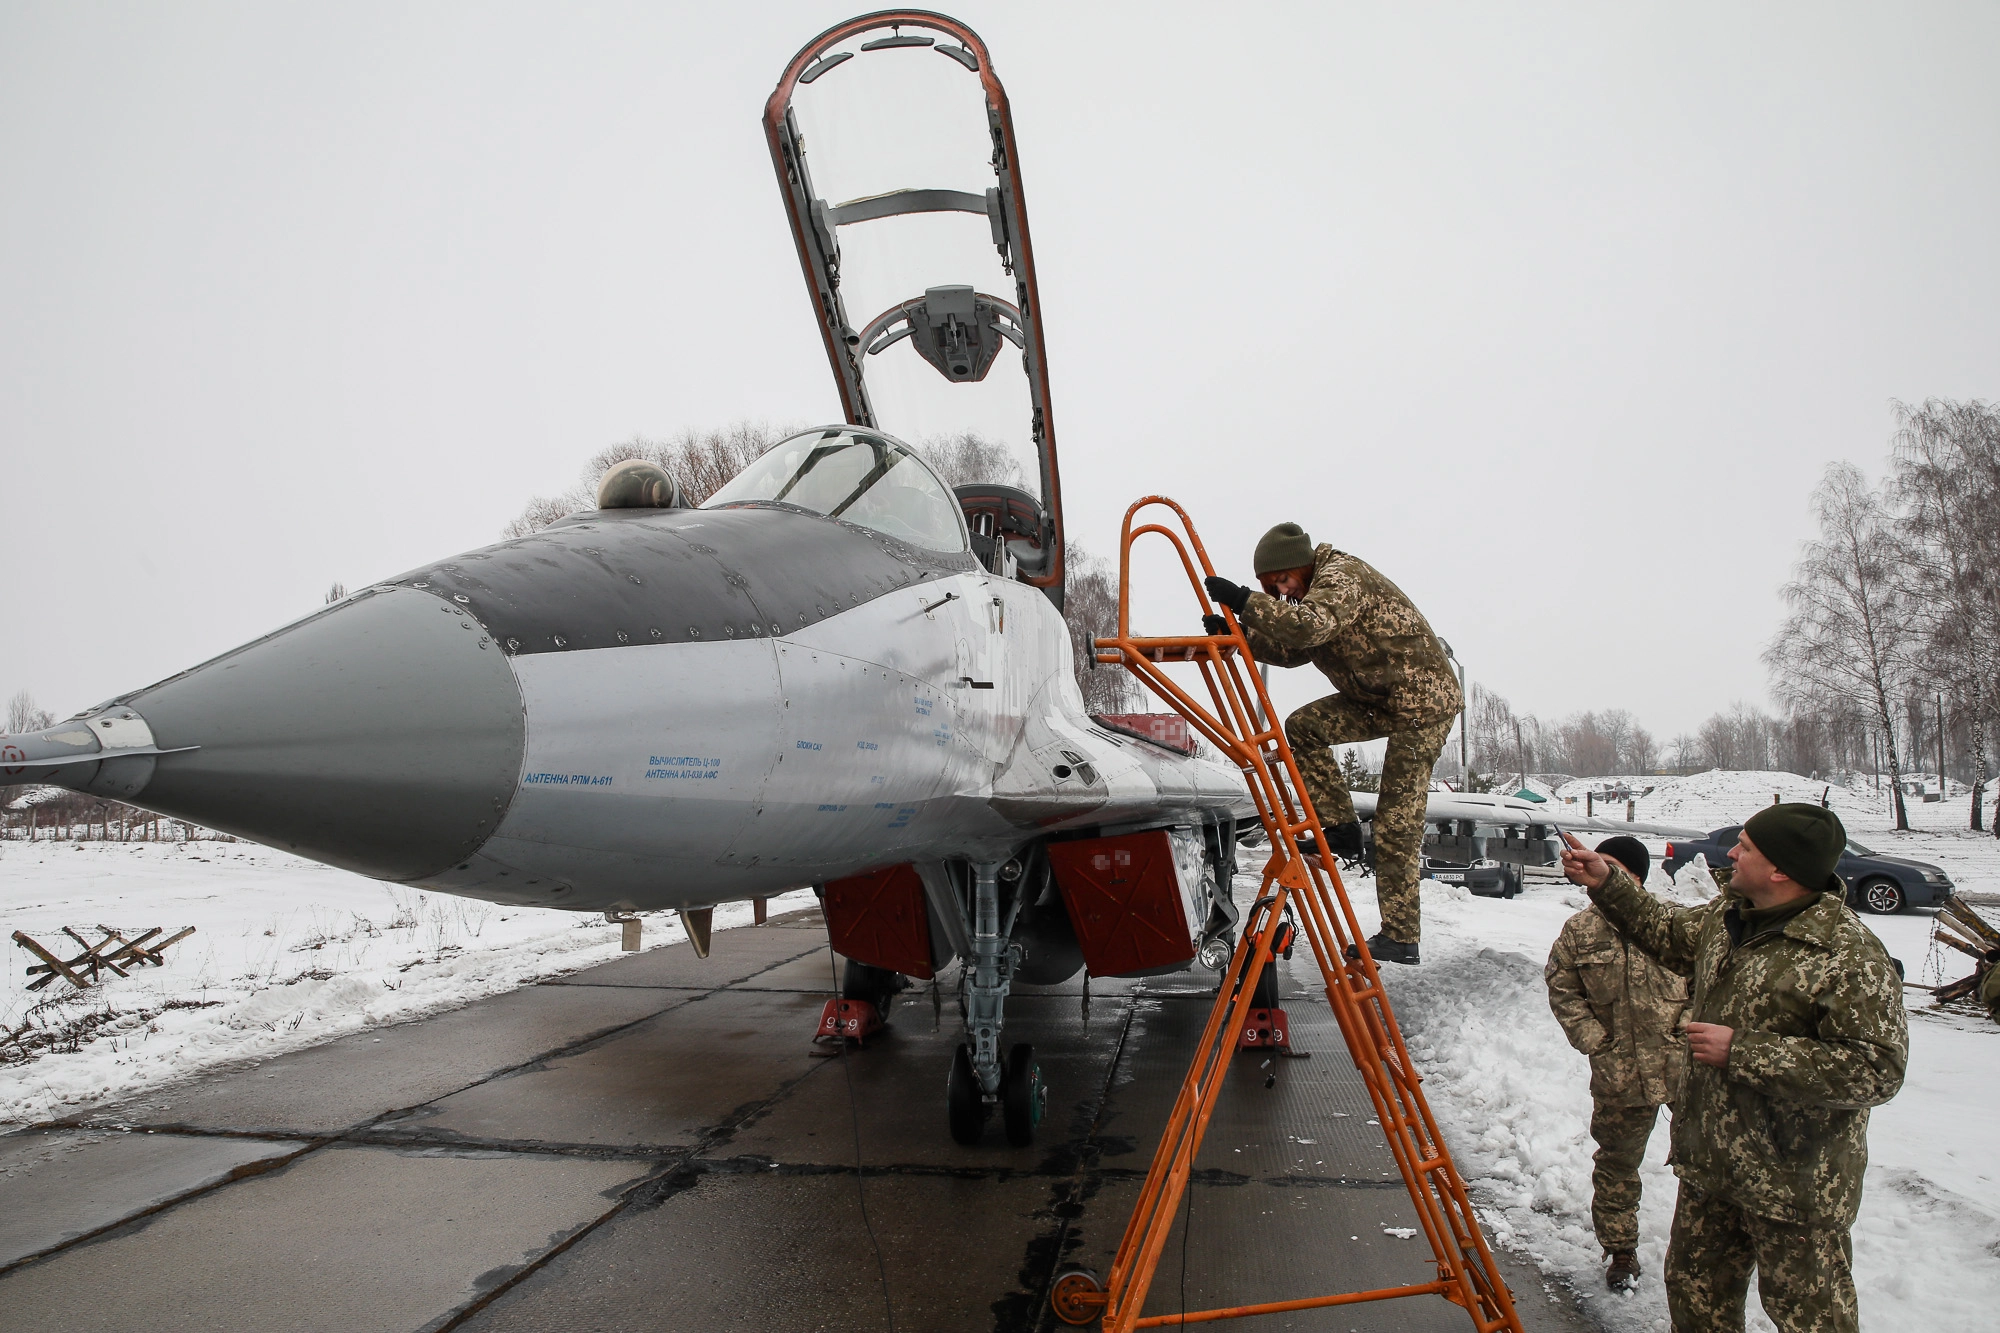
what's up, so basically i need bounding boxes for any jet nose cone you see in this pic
[108,586,525,880]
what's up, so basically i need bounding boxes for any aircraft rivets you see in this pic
[553,635,568,647]
[629,574,643,585]
[687,626,700,638]
[453,594,470,604]
[616,630,629,643]
[649,628,662,639]
[413,582,429,588]
[724,626,736,637]
[506,638,520,652]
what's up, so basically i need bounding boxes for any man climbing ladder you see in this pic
[1054,498,1520,1332]
[1204,522,1461,965]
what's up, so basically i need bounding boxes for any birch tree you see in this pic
[1767,463,1913,829]
[1891,397,2000,831]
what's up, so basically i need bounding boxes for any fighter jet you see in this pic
[0,12,1256,1148]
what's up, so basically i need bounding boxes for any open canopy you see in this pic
[765,12,1065,597]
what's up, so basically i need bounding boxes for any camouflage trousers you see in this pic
[1285,695,1453,944]
[1590,1100,1663,1252]
[1665,1182,1858,1333]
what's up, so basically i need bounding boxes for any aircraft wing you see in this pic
[1349,790,1705,839]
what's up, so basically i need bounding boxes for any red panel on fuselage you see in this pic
[821,863,935,979]
[1048,830,1195,977]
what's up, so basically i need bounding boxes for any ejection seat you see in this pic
[954,483,1059,606]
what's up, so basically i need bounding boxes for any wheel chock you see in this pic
[813,997,883,1046]
[1237,1005,1291,1051]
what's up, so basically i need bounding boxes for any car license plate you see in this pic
[1432,872,1465,883]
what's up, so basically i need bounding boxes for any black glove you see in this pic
[1202,613,1228,636]
[1203,575,1251,613]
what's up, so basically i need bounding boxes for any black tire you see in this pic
[1003,1042,1043,1147]
[842,959,903,1015]
[1858,878,1906,915]
[948,1044,985,1145]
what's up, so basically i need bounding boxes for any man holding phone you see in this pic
[1558,807,1906,1332]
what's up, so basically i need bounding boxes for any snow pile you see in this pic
[0,840,814,1130]
[1552,775,1663,802]
[1626,769,1868,831]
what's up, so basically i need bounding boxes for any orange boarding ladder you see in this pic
[1049,498,1524,1333]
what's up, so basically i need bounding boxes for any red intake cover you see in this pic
[821,863,934,979]
[1048,829,1196,977]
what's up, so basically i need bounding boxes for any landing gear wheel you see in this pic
[842,959,906,1017]
[948,1043,986,1145]
[1003,1042,1044,1147]
[1049,1266,1105,1326]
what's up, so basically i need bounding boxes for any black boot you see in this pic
[1605,1250,1639,1292]
[1345,931,1419,966]
[1296,820,1363,861]
[1322,820,1364,858]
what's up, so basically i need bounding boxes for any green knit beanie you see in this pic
[1253,522,1315,575]
[1741,803,1846,893]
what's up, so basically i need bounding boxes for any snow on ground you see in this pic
[0,837,814,1132]
[1332,767,2000,1332]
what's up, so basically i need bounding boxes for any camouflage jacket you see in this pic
[1589,865,1907,1225]
[1545,901,1692,1106]
[1239,545,1462,727]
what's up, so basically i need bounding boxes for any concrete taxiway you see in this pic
[0,909,1595,1331]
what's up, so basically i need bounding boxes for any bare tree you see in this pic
[909,431,1024,489]
[325,582,346,605]
[6,690,54,734]
[1890,397,2000,830]
[1062,542,1138,714]
[1767,463,1914,829]
[1626,725,1657,774]
[503,423,796,538]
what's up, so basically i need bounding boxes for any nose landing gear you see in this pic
[1002,1041,1044,1147]
[947,1044,986,1144]
[942,858,1051,1145]
[947,1040,1045,1146]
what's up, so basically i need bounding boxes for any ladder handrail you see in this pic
[1068,496,1524,1333]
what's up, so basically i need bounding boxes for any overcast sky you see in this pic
[5,2,1998,745]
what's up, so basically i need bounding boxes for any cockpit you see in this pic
[703,427,968,553]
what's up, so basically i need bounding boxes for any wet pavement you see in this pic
[0,909,1597,1331]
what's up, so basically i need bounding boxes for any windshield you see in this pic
[703,428,967,552]
[1845,839,1872,856]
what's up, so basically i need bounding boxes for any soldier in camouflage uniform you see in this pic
[1560,804,1907,1333]
[1545,836,1694,1291]
[1204,523,1461,964]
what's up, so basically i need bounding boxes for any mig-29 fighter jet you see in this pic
[1,12,1256,1147]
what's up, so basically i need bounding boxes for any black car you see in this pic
[1662,825,1953,914]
